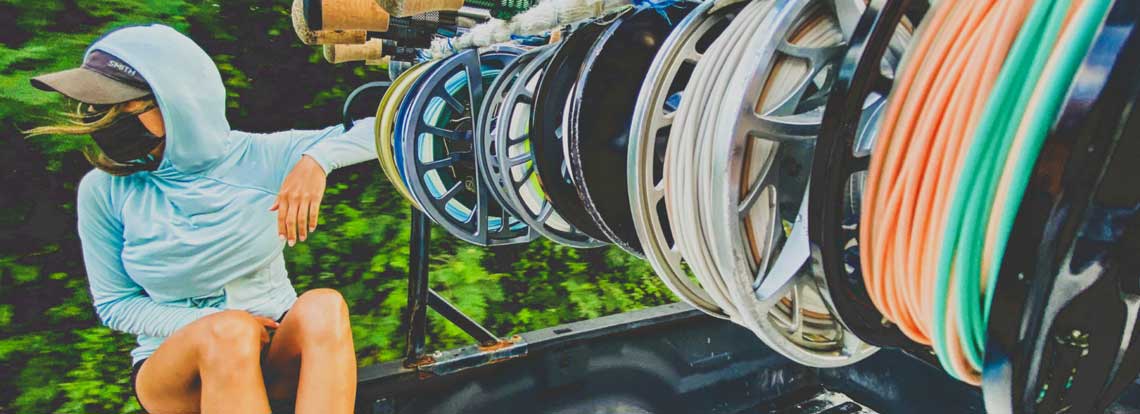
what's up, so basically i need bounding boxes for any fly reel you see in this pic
[982,2,1140,411]
[397,47,535,246]
[564,4,697,257]
[493,46,607,248]
[530,20,614,243]
[809,0,930,354]
[377,62,432,209]
[646,0,911,368]
[717,0,912,367]
[628,0,742,320]
[476,47,541,230]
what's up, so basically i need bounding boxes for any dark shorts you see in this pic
[131,311,288,410]
[129,359,146,407]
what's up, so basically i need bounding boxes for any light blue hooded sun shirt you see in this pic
[76,24,377,364]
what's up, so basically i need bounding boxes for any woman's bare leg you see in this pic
[134,310,271,414]
[263,288,357,414]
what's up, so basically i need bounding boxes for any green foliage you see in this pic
[0,1,677,412]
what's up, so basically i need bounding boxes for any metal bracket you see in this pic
[418,335,528,377]
[402,207,510,368]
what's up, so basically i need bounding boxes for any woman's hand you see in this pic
[251,315,280,346]
[271,155,327,246]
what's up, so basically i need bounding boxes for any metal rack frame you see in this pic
[401,207,517,368]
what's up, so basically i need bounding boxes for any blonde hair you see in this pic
[26,99,159,176]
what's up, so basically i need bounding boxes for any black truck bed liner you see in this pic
[356,302,1140,413]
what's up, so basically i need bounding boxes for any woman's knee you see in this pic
[196,310,264,364]
[291,289,351,343]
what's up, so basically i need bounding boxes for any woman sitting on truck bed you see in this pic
[27,24,374,414]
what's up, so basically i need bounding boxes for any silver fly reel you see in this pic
[628,0,739,320]
[714,0,910,367]
[495,45,607,248]
[476,46,544,231]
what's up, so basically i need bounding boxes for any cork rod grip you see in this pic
[374,0,463,18]
[291,0,369,45]
[322,0,391,31]
[323,39,385,63]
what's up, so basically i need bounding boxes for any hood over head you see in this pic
[87,24,231,174]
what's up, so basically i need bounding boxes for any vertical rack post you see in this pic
[404,207,432,366]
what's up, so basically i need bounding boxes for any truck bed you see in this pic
[356,303,1140,413]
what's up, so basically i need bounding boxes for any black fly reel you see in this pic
[983,2,1140,412]
[531,19,615,242]
[565,4,698,257]
[399,47,535,246]
[808,0,931,356]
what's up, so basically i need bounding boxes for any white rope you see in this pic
[429,0,633,58]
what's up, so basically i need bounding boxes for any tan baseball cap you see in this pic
[31,50,151,105]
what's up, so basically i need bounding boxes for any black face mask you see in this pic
[88,114,165,170]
